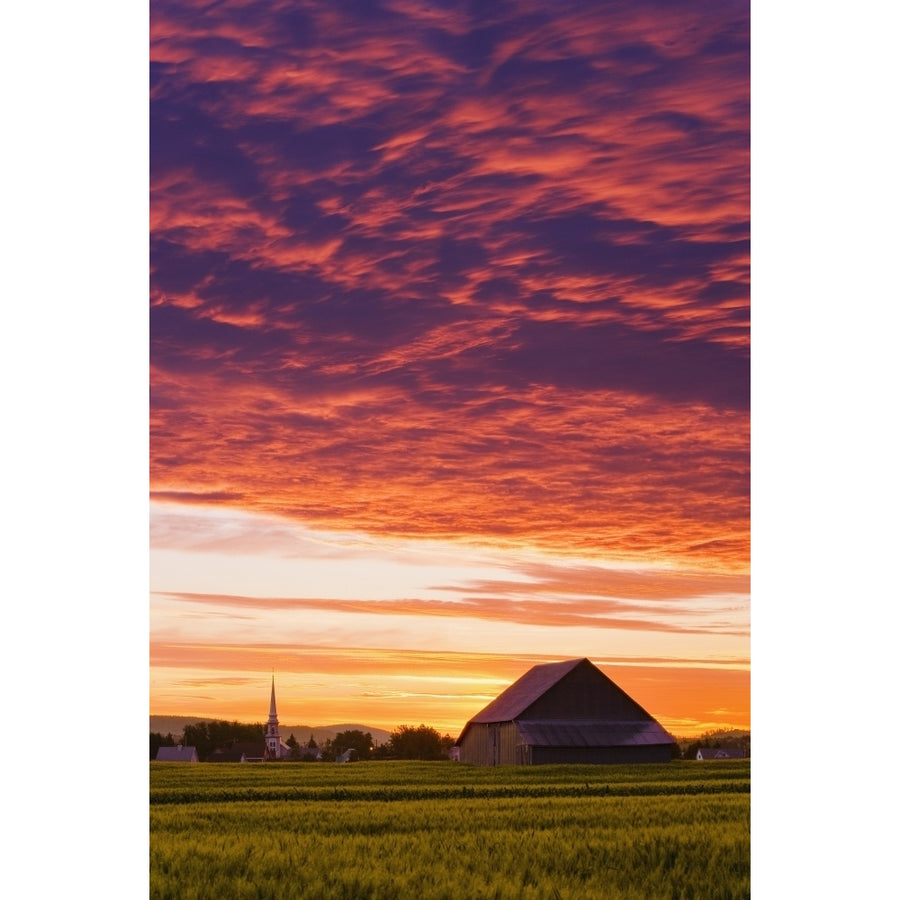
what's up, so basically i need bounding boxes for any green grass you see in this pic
[150,760,749,900]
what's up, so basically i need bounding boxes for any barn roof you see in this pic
[457,657,675,748]
[155,745,197,762]
[469,658,585,724]
[208,741,267,762]
[516,719,673,747]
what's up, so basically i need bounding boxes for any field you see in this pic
[150,760,750,900]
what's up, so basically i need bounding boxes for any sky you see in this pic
[149,0,750,738]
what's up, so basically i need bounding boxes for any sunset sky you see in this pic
[149,0,750,738]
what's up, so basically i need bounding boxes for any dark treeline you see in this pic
[153,721,749,762]
[151,721,456,761]
[384,724,455,760]
[150,731,177,759]
[677,728,751,760]
[151,720,265,761]
[187,720,265,760]
[296,725,456,762]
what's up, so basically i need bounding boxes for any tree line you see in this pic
[151,720,266,761]
[151,721,456,762]
[676,728,750,760]
[152,721,750,762]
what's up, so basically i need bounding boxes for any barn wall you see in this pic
[458,722,523,765]
[458,722,490,765]
[530,744,673,765]
[460,728,673,766]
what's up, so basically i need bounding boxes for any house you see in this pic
[156,745,198,763]
[294,745,322,761]
[696,747,745,760]
[208,741,267,763]
[456,658,676,765]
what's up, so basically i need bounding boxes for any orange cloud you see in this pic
[157,586,748,637]
[151,375,748,570]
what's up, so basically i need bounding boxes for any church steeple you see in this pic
[269,674,278,721]
[265,673,283,760]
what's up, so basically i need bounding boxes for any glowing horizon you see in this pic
[150,0,750,740]
[150,658,750,740]
[150,503,749,738]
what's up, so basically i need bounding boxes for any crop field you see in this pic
[150,760,750,900]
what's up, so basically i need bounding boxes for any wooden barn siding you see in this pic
[530,744,673,765]
[458,722,524,766]
[459,724,672,766]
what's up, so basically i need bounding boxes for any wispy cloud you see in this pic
[155,582,748,637]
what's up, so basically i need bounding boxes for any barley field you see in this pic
[150,760,750,900]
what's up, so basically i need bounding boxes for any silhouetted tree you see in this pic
[284,732,301,760]
[150,732,176,760]
[330,730,374,761]
[388,724,452,760]
[372,741,393,760]
[680,728,750,760]
[319,741,336,763]
[181,720,265,761]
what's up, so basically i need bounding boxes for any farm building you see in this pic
[456,658,676,765]
[156,745,198,763]
[208,741,267,762]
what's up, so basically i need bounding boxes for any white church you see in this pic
[263,674,292,760]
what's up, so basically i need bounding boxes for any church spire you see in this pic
[265,672,282,760]
[269,673,278,720]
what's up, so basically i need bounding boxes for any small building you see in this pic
[155,745,198,763]
[293,745,322,761]
[456,658,676,766]
[696,747,745,760]
[208,741,267,763]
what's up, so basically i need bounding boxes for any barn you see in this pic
[456,658,676,765]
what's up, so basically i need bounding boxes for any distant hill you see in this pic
[150,716,393,748]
